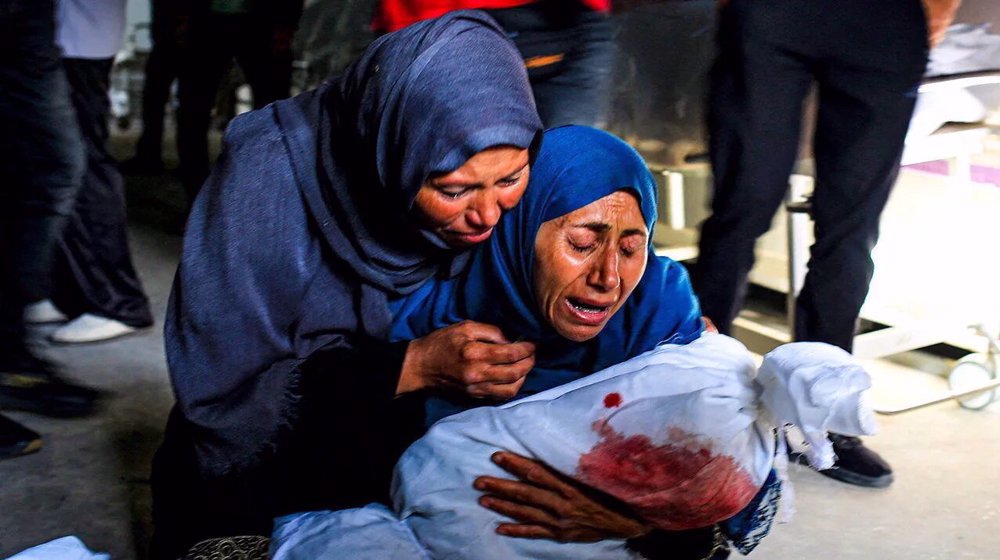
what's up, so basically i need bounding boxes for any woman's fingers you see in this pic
[495,524,558,540]
[474,452,654,542]
[474,474,563,510]
[457,320,510,344]
[468,339,536,366]
[492,452,574,497]
[479,494,559,527]
[467,376,526,400]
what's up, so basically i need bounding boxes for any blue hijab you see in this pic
[165,12,542,474]
[390,126,704,424]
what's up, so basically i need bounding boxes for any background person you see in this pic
[1,0,103,461]
[31,0,156,345]
[374,0,615,129]
[694,0,960,488]
[173,0,305,202]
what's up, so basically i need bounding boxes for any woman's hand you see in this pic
[397,321,535,399]
[474,451,653,543]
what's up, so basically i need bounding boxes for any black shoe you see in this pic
[0,412,42,460]
[794,433,894,488]
[0,352,102,418]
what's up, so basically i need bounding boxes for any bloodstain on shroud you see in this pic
[577,425,759,530]
[603,392,623,408]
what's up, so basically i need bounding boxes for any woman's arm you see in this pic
[474,452,724,560]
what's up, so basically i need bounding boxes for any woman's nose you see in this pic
[467,189,502,228]
[588,247,620,291]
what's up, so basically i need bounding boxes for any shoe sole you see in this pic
[48,325,152,345]
[25,317,68,325]
[0,437,42,460]
[790,451,894,488]
[816,466,894,488]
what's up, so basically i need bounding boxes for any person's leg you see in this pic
[128,0,179,171]
[789,0,927,489]
[175,14,231,202]
[795,0,928,352]
[50,58,154,339]
[694,0,814,334]
[235,16,293,110]
[0,0,98,420]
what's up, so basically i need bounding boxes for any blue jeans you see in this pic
[0,0,85,356]
[486,2,615,129]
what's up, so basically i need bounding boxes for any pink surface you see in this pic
[904,160,1000,187]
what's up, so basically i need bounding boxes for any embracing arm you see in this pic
[475,452,724,560]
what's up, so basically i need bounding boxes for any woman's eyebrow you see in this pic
[571,223,647,238]
[501,163,529,179]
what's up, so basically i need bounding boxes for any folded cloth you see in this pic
[5,536,109,560]
[271,334,876,560]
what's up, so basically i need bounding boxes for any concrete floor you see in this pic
[1,135,999,559]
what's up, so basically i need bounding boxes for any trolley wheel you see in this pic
[947,354,999,410]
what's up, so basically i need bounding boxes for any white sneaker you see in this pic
[49,313,139,344]
[23,300,68,324]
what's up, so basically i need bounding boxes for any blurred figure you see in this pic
[120,0,181,175]
[695,0,960,489]
[174,0,304,202]
[373,0,615,128]
[34,0,155,344]
[0,0,99,460]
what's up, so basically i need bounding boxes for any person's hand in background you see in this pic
[924,0,963,47]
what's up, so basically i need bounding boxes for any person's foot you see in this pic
[0,412,43,460]
[49,313,143,344]
[23,299,68,324]
[0,351,102,418]
[119,153,165,175]
[792,433,894,488]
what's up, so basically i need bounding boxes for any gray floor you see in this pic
[2,135,999,559]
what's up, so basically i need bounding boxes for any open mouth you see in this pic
[565,297,613,325]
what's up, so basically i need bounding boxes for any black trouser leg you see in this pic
[794,2,927,351]
[176,17,232,203]
[53,58,153,327]
[234,18,293,110]
[134,0,179,162]
[694,0,813,334]
[0,0,85,359]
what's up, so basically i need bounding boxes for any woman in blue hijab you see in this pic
[383,125,731,557]
[152,12,542,558]
[391,125,704,424]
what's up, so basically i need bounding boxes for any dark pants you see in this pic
[695,0,928,352]
[0,0,85,360]
[487,2,614,128]
[176,13,293,201]
[53,59,153,328]
[133,0,180,163]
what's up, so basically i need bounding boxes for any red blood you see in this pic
[603,392,623,408]
[577,426,759,530]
